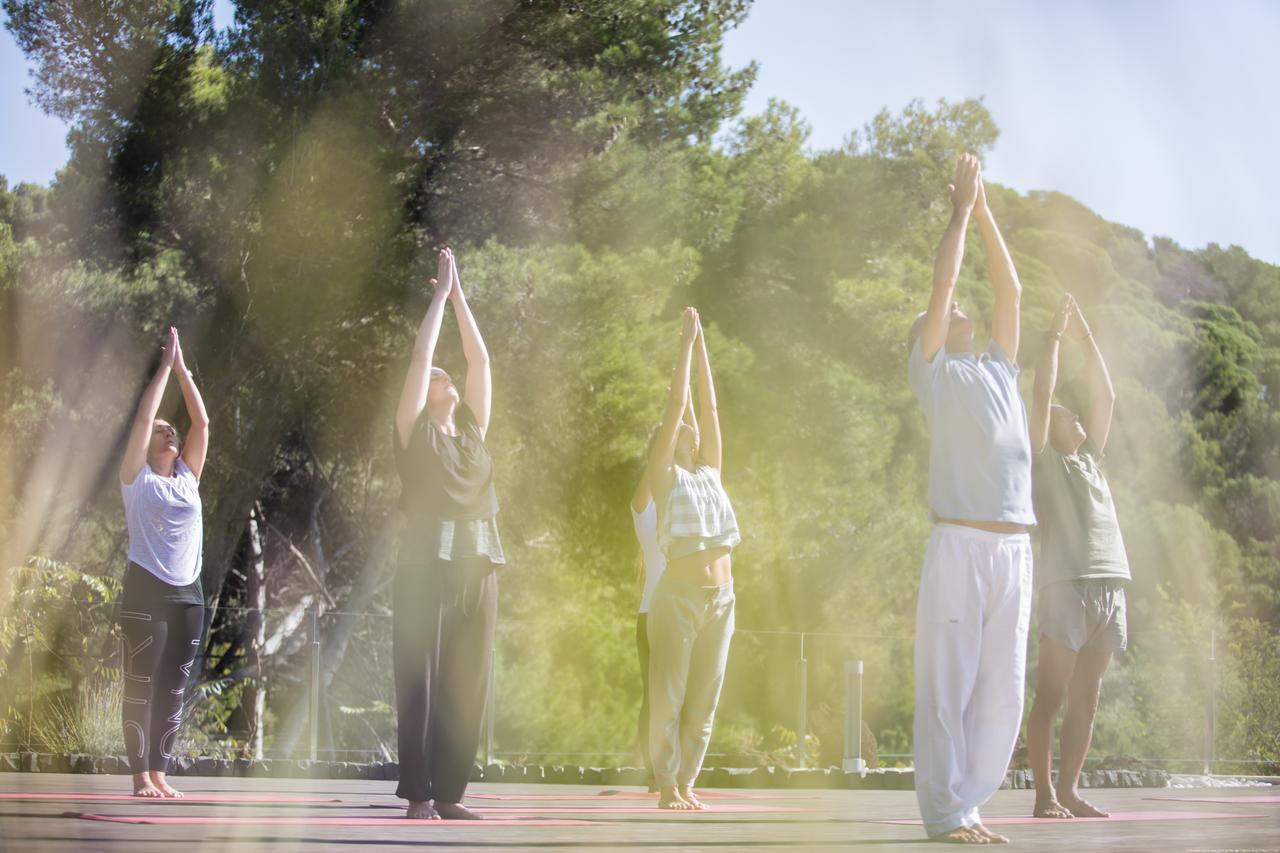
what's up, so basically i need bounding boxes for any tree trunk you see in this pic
[200,395,294,606]
[244,502,268,760]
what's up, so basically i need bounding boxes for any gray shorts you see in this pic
[1037,579,1127,654]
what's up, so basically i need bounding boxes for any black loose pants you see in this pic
[393,556,497,803]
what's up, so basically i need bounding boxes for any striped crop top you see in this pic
[658,463,741,561]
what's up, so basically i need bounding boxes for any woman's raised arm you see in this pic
[447,249,492,437]
[692,315,721,471]
[120,328,177,484]
[395,250,454,449]
[648,308,699,497]
[173,333,210,480]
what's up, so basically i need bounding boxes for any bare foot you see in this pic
[1033,793,1074,818]
[149,771,184,798]
[658,785,695,810]
[1059,793,1109,817]
[434,801,483,820]
[928,826,989,843]
[678,785,708,810]
[972,823,1009,843]
[132,773,163,798]
[406,800,438,820]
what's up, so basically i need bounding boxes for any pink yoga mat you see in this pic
[369,802,813,814]
[1146,795,1280,805]
[0,792,339,804]
[74,812,599,827]
[873,810,1268,826]
[468,790,816,801]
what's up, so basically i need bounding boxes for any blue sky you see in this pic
[3,0,1278,264]
[723,0,1280,264]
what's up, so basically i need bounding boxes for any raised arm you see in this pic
[1031,296,1072,454]
[120,328,177,484]
[632,391,692,513]
[395,250,453,450]
[447,249,492,437]
[648,308,699,498]
[692,315,722,471]
[173,333,210,480]
[1068,302,1116,453]
[630,472,652,514]
[681,387,696,441]
[919,154,980,361]
[973,172,1023,361]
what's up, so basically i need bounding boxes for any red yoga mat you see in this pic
[467,790,816,801]
[72,812,600,827]
[1146,795,1280,805]
[0,792,340,804]
[368,802,814,813]
[872,810,1268,826]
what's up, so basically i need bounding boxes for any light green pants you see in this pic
[646,574,735,787]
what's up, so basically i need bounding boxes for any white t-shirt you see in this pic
[122,458,204,586]
[907,339,1035,525]
[632,499,667,614]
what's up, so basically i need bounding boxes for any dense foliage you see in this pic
[2,0,1276,771]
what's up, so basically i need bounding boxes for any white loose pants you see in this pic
[913,524,1032,837]
[648,575,735,788]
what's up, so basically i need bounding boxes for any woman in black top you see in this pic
[393,247,504,821]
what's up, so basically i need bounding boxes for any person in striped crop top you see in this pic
[646,307,739,811]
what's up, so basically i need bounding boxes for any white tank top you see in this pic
[121,458,203,586]
[632,500,667,614]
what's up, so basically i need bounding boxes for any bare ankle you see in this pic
[658,785,692,810]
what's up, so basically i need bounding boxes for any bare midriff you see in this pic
[666,545,733,586]
[936,517,1029,534]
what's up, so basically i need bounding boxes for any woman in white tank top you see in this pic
[630,395,692,791]
[117,327,210,799]
[645,307,738,811]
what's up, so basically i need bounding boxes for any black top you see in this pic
[394,403,499,522]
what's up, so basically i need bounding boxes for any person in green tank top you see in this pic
[1025,294,1130,821]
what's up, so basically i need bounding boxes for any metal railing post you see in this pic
[844,660,866,774]
[796,633,808,769]
[1205,628,1216,776]
[484,645,497,766]
[25,620,34,749]
[309,606,320,762]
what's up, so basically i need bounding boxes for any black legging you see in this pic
[636,612,653,781]
[118,566,205,775]
[393,556,497,804]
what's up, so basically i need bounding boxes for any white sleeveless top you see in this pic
[632,500,667,614]
[121,459,203,586]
